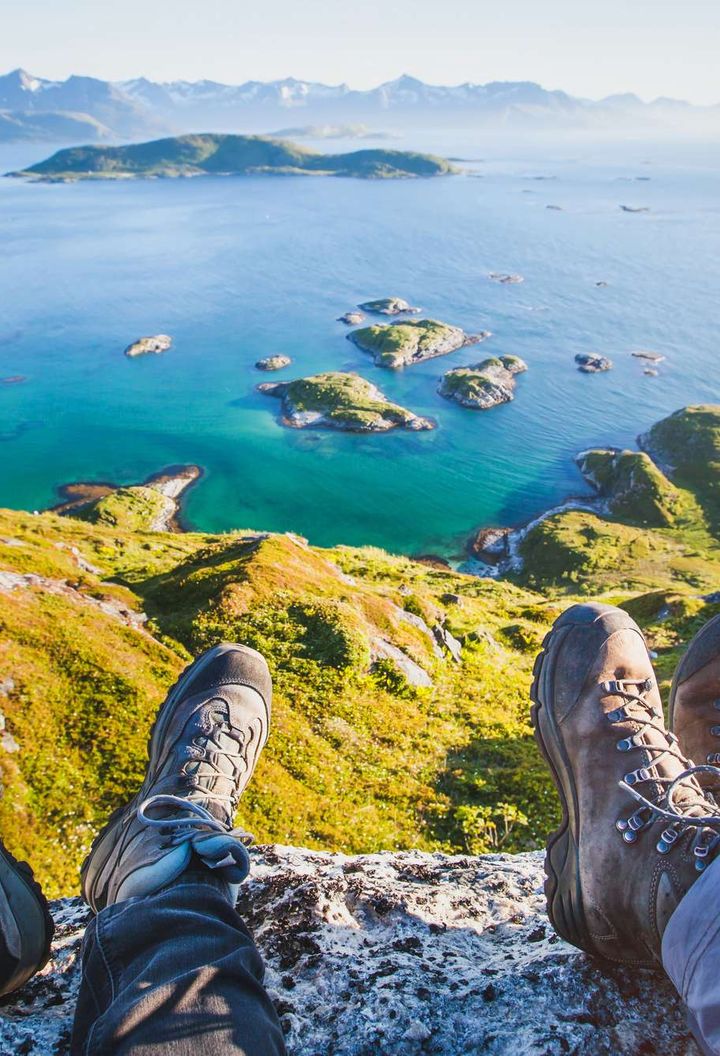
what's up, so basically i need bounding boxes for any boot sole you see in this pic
[80,643,270,911]
[0,842,54,996]
[668,611,720,734]
[530,605,617,960]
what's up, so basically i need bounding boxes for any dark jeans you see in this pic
[70,874,287,1055]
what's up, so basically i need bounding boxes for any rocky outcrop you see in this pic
[123,334,172,358]
[488,273,524,284]
[2,848,692,1055]
[439,356,528,409]
[348,319,490,369]
[256,355,292,371]
[575,448,683,527]
[575,353,612,373]
[337,312,366,326]
[258,372,435,432]
[358,297,420,316]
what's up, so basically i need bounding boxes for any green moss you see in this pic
[642,405,720,525]
[577,449,687,527]
[72,486,169,532]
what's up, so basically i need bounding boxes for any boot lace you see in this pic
[605,677,720,871]
[182,708,249,814]
[136,794,253,847]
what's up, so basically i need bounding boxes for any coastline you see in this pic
[50,464,203,532]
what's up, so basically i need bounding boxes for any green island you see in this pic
[348,318,489,368]
[9,134,457,182]
[258,371,435,432]
[439,355,528,409]
[1,403,719,898]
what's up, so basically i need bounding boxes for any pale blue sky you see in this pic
[2,0,718,103]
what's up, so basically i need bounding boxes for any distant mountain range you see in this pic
[1,67,717,143]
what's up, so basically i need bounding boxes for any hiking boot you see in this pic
[670,612,720,772]
[82,643,271,913]
[531,602,720,966]
[0,840,54,996]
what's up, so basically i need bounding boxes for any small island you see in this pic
[575,353,612,373]
[358,298,421,316]
[124,334,172,358]
[258,371,435,432]
[488,273,524,285]
[256,355,292,371]
[348,319,489,369]
[10,134,458,182]
[337,312,365,326]
[439,356,528,409]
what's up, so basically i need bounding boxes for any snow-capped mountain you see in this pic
[0,67,717,143]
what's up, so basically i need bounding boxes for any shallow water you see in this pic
[0,135,718,556]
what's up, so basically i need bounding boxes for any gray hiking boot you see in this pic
[82,643,271,913]
[670,612,720,770]
[531,602,720,966]
[0,841,54,996]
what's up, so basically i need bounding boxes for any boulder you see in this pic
[575,354,613,374]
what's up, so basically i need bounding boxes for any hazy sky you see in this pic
[2,0,718,103]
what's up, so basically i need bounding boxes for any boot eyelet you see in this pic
[617,738,633,752]
[711,726,720,737]
[616,818,628,832]
[622,829,638,844]
[607,707,626,723]
[708,753,720,764]
[713,700,720,711]
[625,767,651,785]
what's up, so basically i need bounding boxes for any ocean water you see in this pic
[0,135,719,557]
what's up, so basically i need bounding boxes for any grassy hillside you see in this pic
[14,134,457,182]
[1,403,718,896]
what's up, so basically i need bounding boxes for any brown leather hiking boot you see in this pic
[670,612,720,770]
[531,602,720,966]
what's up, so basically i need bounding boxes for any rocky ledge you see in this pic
[258,372,435,432]
[348,319,490,369]
[2,848,693,1056]
[123,334,172,358]
[439,355,528,409]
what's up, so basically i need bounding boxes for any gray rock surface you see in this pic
[0,847,696,1055]
[575,353,613,373]
[123,334,172,358]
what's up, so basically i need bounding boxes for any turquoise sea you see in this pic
[0,135,719,557]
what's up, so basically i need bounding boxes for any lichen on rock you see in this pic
[1,849,693,1056]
